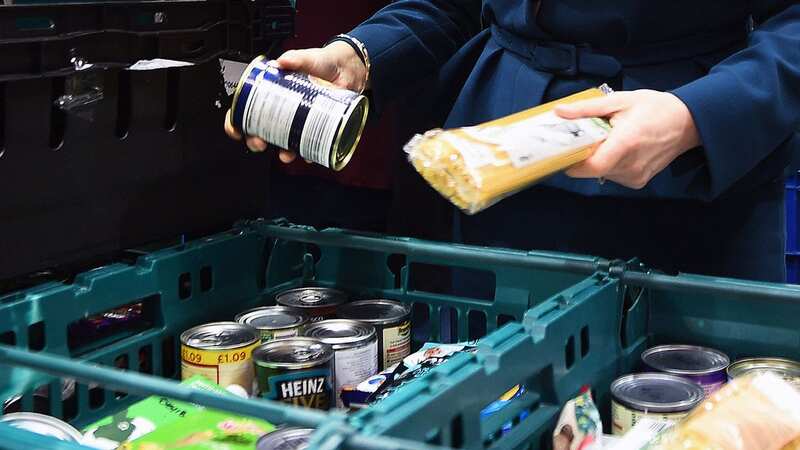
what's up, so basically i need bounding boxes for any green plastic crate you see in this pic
[0,219,604,449]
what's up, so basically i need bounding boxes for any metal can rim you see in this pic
[641,344,730,376]
[276,287,348,309]
[235,306,309,331]
[180,321,260,351]
[256,427,315,450]
[329,94,369,171]
[229,55,268,135]
[727,357,800,378]
[252,337,334,369]
[0,412,84,442]
[610,373,705,413]
[303,319,377,349]
[337,299,412,326]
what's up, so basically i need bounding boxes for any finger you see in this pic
[276,49,319,72]
[565,131,629,178]
[278,150,297,163]
[224,110,242,140]
[555,93,629,120]
[246,136,267,152]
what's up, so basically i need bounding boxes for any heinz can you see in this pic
[0,412,83,442]
[180,322,260,395]
[728,357,800,388]
[610,373,704,435]
[235,306,308,343]
[276,287,347,321]
[252,337,334,410]
[257,427,315,450]
[229,56,368,171]
[642,345,730,395]
[303,319,378,408]
[337,299,412,370]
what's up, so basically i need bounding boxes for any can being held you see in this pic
[257,427,315,450]
[728,357,800,388]
[230,56,369,171]
[337,299,412,370]
[252,337,334,410]
[610,373,705,436]
[235,306,308,343]
[0,412,83,443]
[304,319,378,408]
[641,345,730,395]
[276,287,348,321]
[180,322,261,395]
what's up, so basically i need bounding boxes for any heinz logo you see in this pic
[279,377,327,398]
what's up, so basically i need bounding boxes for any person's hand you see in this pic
[555,90,701,189]
[224,41,367,163]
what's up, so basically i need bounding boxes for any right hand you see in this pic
[224,41,368,164]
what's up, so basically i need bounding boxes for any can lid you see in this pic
[180,322,259,350]
[337,299,411,325]
[303,319,376,348]
[728,357,800,383]
[0,412,83,442]
[642,345,730,375]
[235,306,308,330]
[257,427,315,450]
[252,337,334,369]
[610,373,705,413]
[276,288,347,309]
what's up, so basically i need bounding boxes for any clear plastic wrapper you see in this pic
[405,86,612,214]
[553,387,602,450]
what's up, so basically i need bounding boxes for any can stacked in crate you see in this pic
[338,299,412,370]
[610,373,705,435]
[235,306,308,343]
[276,287,347,321]
[641,345,730,395]
[0,412,83,443]
[257,427,315,450]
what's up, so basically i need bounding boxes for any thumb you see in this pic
[276,49,335,80]
[555,93,628,119]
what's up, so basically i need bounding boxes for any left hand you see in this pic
[555,89,702,189]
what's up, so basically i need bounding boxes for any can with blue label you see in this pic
[229,55,369,170]
[252,337,334,411]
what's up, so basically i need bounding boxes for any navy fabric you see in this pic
[348,1,799,280]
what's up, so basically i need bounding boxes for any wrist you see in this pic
[325,36,369,93]
[669,92,702,151]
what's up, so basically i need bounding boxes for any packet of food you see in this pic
[405,86,612,214]
[553,387,602,450]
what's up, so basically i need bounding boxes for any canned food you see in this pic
[257,427,315,450]
[303,319,378,408]
[610,373,704,435]
[276,287,347,321]
[2,379,77,414]
[0,412,83,442]
[180,322,261,395]
[235,306,308,343]
[337,299,412,370]
[727,357,800,388]
[230,56,369,171]
[642,345,729,395]
[252,337,334,410]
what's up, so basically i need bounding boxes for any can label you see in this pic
[258,368,333,410]
[333,340,378,408]
[611,400,687,436]
[180,343,259,395]
[382,320,411,368]
[259,327,301,343]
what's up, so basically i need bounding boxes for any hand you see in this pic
[224,41,368,163]
[555,90,701,189]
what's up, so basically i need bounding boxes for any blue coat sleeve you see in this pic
[347,0,482,112]
[672,3,800,199]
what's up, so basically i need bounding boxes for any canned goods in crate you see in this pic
[276,287,347,321]
[338,299,412,370]
[252,337,334,410]
[180,322,260,395]
[303,319,378,408]
[257,427,315,450]
[610,373,704,435]
[235,306,308,343]
[642,345,729,395]
[0,412,83,442]
[728,357,800,388]
[230,56,369,171]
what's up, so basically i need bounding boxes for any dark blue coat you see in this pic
[349,1,800,281]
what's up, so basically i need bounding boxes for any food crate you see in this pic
[0,219,606,449]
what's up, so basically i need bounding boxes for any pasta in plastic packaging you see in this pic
[405,86,613,214]
[644,372,800,450]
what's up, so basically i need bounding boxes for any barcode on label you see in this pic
[610,418,673,450]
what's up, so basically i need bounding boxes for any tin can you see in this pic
[610,373,705,435]
[337,299,412,370]
[229,56,369,171]
[276,287,347,321]
[252,337,334,410]
[727,357,800,388]
[0,412,83,442]
[642,345,730,395]
[257,427,315,450]
[303,319,378,408]
[180,322,260,395]
[235,306,308,343]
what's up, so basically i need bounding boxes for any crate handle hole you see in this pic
[200,266,213,293]
[580,325,590,358]
[439,306,458,343]
[179,272,192,300]
[0,330,16,346]
[468,310,487,341]
[565,335,576,369]
[28,322,46,351]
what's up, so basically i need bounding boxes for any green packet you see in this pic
[119,408,275,450]
[82,376,241,450]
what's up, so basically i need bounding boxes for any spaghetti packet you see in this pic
[405,86,613,214]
